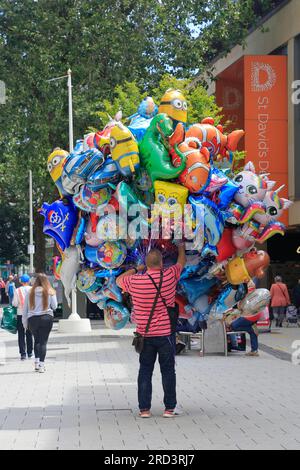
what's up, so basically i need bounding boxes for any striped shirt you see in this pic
[119,264,182,337]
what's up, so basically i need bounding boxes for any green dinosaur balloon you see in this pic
[139,113,186,184]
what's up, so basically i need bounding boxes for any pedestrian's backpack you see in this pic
[0,306,17,334]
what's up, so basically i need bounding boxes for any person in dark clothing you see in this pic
[23,273,57,373]
[12,274,33,360]
[292,279,300,309]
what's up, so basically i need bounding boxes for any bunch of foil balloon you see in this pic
[41,89,292,330]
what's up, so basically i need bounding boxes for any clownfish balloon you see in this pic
[186,117,244,158]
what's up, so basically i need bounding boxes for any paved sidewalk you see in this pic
[259,326,300,357]
[0,321,300,450]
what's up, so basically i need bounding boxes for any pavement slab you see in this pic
[0,321,299,450]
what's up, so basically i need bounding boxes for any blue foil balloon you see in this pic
[189,195,225,252]
[192,295,211,322]
[62,146,105,195]
[104,301,130,330]
[75,215,88,245]
[129,116,153,142]
[210,283,248,316]
[86,289,106,304]
[211,168,239,210]
[100,277,123,302]
[128,97,158,142]
[180,261,211,281]
[180,276,217,304]
[95,268,123,278]
[86,157,120,191]
[40,198,78,251]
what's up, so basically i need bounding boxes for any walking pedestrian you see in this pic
[5,275,16,305]
[0,278,6,304]
[12,274,33,360]
[22,273,57,373]
[292,279,300,310]
[270,276,290,328]
[117,244,186,419]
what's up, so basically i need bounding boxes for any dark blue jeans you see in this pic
[17,316,33,357]
[231,317,258,352]
[138,335,176,411]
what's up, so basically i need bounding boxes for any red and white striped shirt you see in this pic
[119,264,182,337]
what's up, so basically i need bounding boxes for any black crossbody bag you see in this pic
[147,271,179,335]
[132,271,163,354]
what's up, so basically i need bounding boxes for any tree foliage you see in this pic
[0,0,276,269]
[94,74,222,129]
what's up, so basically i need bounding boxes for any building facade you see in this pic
[207,0,300,287]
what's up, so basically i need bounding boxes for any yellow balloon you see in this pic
[47,148,69,196]
[225,257,251,286]
[158,89,188,124]
[110,123,139,177]
[154,180,188,217]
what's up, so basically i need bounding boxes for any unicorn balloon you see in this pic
[232,184,293,249]
[228,162,275,224]
[233,162,275,208]
[254,185,293,225]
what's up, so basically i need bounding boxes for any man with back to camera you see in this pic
[116,244,186,419]
[12,274,33,360]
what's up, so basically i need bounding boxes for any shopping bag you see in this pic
[0,306,17,334]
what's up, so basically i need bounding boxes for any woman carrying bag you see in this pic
[22,273,57,373]
[270,276,290,328]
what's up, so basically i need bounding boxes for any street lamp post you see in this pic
[66,69,80,322]
[48,69,91,333]
[28,170,34,274]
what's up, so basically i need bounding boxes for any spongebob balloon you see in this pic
[47,148,69,197]
[158,89,188,125]
[154,181,188,217]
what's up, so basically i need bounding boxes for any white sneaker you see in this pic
[39,364,46,373]
[162,407,183,418]
[34,360,40,372]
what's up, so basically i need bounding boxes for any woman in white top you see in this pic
[12,274,33,360]
[23,273,57,373]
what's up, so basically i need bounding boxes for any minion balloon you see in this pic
[110,123,140,177]
[47,148,69,197]
[158,89,188,125]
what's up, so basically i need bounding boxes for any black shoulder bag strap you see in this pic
[147,271,168,310]
[145,271,163,334]
[147,271,179,334]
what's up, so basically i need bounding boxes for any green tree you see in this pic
[94,74,222,128]
[0,0,275,270]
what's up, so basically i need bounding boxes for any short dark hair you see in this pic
[146,249,163,268]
